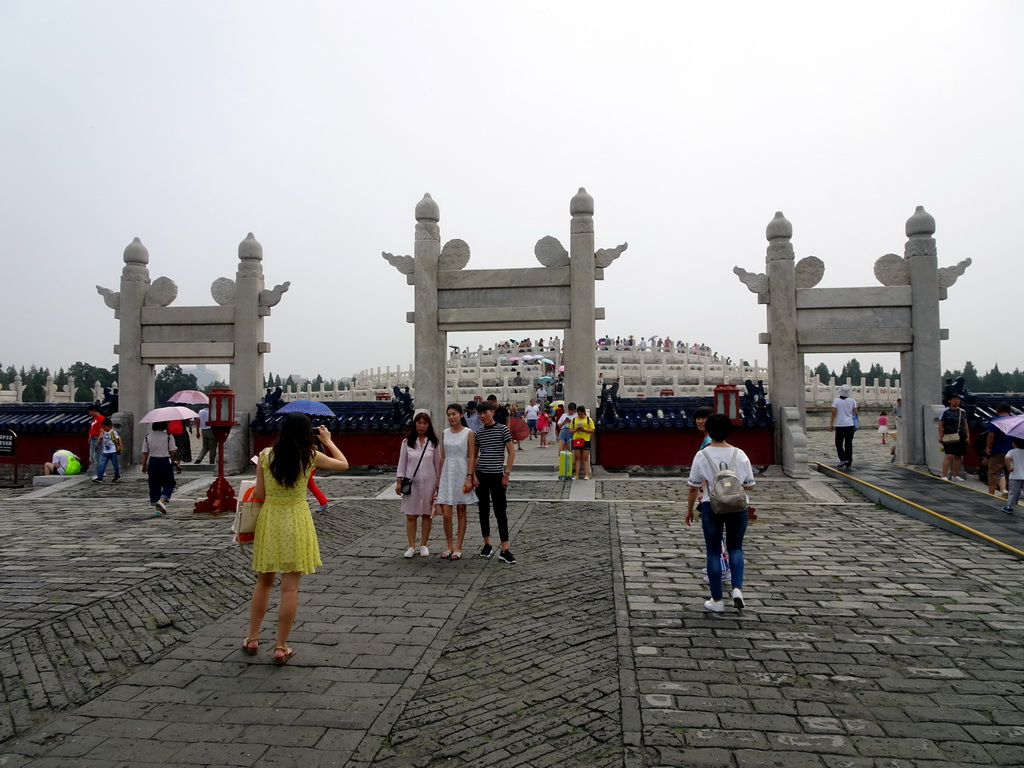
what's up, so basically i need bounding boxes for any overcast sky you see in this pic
[2,1,1021,388]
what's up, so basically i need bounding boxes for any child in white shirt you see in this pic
[1002,438,1024,514]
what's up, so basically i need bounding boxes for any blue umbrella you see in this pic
[277,400,335,417]
[540,358,555,365]
[538,376,554,384]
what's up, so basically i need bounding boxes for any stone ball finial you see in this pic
[766,212,793,241]
[415,193,440,222]
[905,205,935,237]
[238,232,263,261]
[123,237,149,265]
[570,187,594,216]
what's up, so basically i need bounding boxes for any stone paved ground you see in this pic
[1,436,1023,766]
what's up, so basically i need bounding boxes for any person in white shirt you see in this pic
[686,414,755,614]
[829,384,859,469]
[194,406,216,465]
[525,400,540,439]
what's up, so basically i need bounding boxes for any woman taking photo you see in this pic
[436,403,477,560]
[395,410,441,557]
[243,413,348,664]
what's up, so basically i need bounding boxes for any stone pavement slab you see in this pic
[1,456,1023,767]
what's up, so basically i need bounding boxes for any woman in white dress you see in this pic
[435,403,477,560]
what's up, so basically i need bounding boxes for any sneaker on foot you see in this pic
[731,587,745,610]
[890,454,896,463]
[403,547,416,558]
[952,476,965,482]
[419,545,430,557]
[1002,506,1014,513]
[112,475,121,483]
[91,477,103,483]
[479,544,494,559]
[704,599,725,613]
[498,548,516,565]
[154,500,167,514]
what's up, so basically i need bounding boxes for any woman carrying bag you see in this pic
[395,410,441,558]
[243,413,348,664]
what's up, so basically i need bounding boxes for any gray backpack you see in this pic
[701,448,746,515]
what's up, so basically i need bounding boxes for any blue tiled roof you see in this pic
[0,403,103,433]
[597,396,775,430]
[250,401,413,434]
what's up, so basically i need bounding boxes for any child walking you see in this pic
[537,407,550,448]
[92,418,122,483]
[878,411,889,444]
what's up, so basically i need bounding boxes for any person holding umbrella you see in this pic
[141,422,178,514]
[244,413,349,663]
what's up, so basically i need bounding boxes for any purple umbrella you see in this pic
[277,400,335,417]
[992,413,1024,439]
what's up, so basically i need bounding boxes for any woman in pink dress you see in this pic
[395,410,441,558]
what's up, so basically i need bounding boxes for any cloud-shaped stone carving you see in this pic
[382,251,415,275]
[212,277,235,306]
[534,236,569,267]
[143,276,178,307]
[938,258,972,289]
[260,281,290,308]
[595,242,627,269]
[873,253,910,286]
[794,256,825,289]
[440,239,471,271]
[96,285,119,311]
[734,266,769,294]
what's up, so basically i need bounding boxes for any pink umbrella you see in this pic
[168,389,209,405]
[558,365,565,372]
[508,357,521,362]
[140,405,200,423]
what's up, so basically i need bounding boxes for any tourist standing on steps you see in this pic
[525,399,540,439]
[244,414,349,665]
[685,413,756,614]
[141,422,177,514]
[829,384,858,469]
[396,410,441,558]
[472,401,516,564]
[939,393,969,482]
[436,403,477,561]
[570,405,595,480]
[465,400,482,432]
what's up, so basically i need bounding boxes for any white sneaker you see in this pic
[419,545,430,557]
[952,476,965,482]
[403,547,416,558]
[704,599,725,613]
[731,588,745,610]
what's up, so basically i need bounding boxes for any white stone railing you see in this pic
[0,377,110,404]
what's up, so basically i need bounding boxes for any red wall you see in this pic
[595,428,774,466]
[0,434,90,469]
[254,431,403,466]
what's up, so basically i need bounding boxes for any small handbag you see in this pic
[941,411,963,443]
[400,441,428,495]
[572,438,586,448]
[232,480,262,544]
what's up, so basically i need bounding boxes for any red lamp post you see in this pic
[714,384,742,425]
[193,388,238,515]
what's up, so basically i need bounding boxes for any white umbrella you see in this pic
[139,406,200,424]
[992,413,1024,439]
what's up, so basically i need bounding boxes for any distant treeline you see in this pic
[0,363,227,404]
[264,373,354,392]
[814,358,1024,393]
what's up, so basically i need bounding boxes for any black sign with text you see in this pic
[0,432,16,457]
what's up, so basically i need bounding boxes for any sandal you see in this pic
[450,551,462,560]
[242,637,259,655]
[273,645,295,665]
[441,550,451,559]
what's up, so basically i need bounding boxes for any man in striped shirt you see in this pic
[473,401,517,564]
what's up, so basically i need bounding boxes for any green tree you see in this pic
[981,364,1007,392]
[155,364,199,405]
[67,361,116,401]
[203,380,229,394]
[866,363,887,384]
[814,362,831,385]
[961,361,980,390]
[284,375,296,390]
[839,358,862,383]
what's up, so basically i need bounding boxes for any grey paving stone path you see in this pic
[0,435,1022,766]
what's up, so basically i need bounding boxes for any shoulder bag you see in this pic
[400,441,428,495]
[941,411,963,443]
[232,479,262,544]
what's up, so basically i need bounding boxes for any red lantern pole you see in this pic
[194,388,238,515]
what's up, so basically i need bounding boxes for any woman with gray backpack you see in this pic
[685,413,756,613]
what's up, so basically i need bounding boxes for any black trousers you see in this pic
[835,426,855,465]
[475,471,509,543]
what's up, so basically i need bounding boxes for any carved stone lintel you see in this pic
[873,253,911,286]
[440,239,471,270]
[794,256,825,289]
[535,236,569,267]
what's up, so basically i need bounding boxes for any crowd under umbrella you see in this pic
[167,390,209,405]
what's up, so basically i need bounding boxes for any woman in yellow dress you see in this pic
[243,413,348,664]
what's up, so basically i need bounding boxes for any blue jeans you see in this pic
[699,501,746,600]
[147,457,176,504]
[89,436,103,474]
[97,452,120,479]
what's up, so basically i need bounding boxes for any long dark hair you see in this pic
[446,403,467,428]
[405,412,439,448]
[270,412,316,488]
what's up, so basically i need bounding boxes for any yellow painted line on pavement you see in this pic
[814,463,1024,559]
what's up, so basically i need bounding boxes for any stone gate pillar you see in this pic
[565,188,597,410]
[413,195,447,419]
[231,234,266,420]
[903,207,942,465]
[118,238,155,462]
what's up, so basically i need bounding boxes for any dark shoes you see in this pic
[479,544,494,559]
[498,548,517,565]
